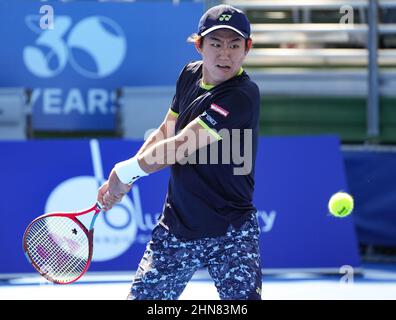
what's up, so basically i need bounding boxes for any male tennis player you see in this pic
[98,4,261,300]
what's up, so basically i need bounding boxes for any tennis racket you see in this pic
[22,202,102,284]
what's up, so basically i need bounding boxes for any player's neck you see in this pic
[201,67,243,90]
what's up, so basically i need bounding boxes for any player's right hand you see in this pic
[97,169,132,210]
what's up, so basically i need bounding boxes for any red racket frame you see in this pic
[22,203,102,284]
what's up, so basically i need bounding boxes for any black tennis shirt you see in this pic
[161,61,260,239]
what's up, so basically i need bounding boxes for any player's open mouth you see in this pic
[216,64,231,70]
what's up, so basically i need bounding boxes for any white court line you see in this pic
[1,279,396,300]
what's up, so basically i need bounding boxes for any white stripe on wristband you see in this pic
[113,156,148,184]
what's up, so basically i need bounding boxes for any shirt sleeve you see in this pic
[198,90,257,140]
[170,64,190,117]
[169,94,179,118]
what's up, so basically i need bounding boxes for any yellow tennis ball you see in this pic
[328,192,354,218]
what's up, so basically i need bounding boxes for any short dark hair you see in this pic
[187,33,250,50]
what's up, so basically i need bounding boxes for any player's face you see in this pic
[197,29,249,86]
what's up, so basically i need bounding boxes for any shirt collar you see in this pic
[200,67,244,90]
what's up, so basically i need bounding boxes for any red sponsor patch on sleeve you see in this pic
[210,103,229,117]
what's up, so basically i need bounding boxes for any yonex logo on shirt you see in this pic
[202,112,217,126]
[210,103,229,117]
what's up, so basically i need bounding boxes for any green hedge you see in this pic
[260,96,396,143]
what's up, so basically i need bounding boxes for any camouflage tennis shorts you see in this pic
[127,214,262,300]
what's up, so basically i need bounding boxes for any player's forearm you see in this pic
[111,130,167,185]
[136,126,165,157]
[113,120,206,184]
[137,136,180,174]
[113,135,180,184]
[137,113,177,157]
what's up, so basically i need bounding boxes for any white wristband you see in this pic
[113,156,148,184]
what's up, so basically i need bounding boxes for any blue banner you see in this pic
[344,150,396,247]
[0,135,360,275]
[254,136,360,269]
[0,1,202,131]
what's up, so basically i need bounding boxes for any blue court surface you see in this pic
[1,263,395,300]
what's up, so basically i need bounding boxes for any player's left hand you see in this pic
[97,169,132,210]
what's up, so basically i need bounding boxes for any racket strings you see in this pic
[27,220,84,282]
[25,217,90,283]
[28,219,87,282]
[30,222,84,278]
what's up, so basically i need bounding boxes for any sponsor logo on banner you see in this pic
[22,15,127,128]
[23,15,127,79]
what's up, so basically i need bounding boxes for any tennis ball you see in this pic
[328,192,354,218]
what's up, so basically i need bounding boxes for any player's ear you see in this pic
[195,37,203,53]
[245,38,252,53]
